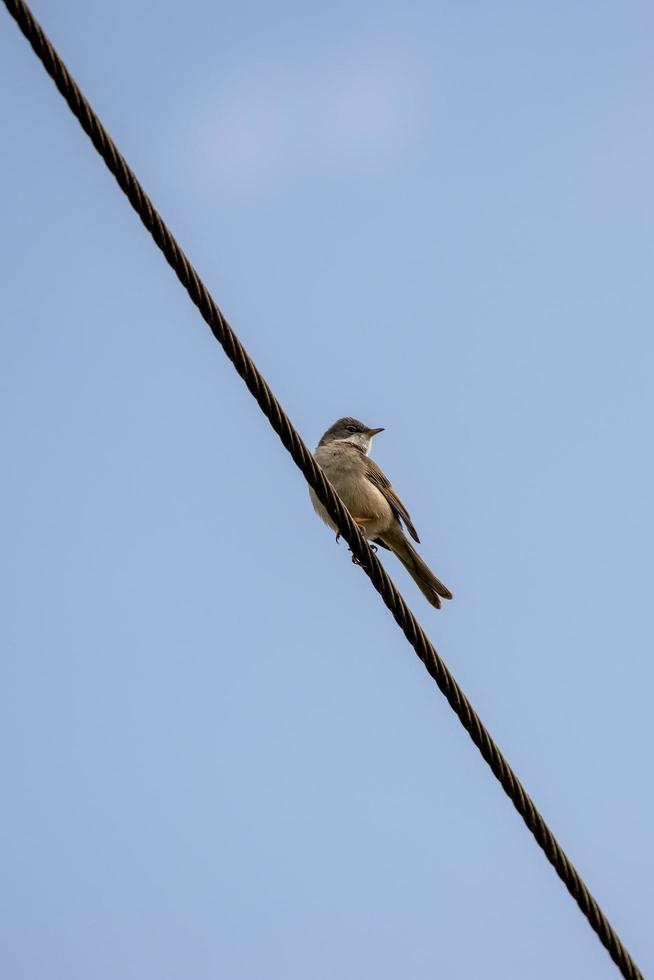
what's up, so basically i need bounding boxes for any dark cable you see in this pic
[1,2,644,977]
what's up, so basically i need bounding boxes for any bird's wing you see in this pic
[365,457,420,543]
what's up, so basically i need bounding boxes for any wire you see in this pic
[1,2,644,977]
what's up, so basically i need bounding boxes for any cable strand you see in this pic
[2,2,644,977]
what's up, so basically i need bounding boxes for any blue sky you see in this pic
[1,1,652,977]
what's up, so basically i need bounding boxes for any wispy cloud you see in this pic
[181,49,419,191]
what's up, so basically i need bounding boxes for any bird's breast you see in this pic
[311,445,393,536]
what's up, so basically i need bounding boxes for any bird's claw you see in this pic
[350,543,376,566]
[336,528,376,554]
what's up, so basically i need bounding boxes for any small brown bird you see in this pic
[310,417,452,608]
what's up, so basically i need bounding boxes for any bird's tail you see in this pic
[384,530,452,609]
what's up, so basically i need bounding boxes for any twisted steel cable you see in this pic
[2,2,644,977]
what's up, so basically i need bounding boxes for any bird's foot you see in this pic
[350,542,377,566]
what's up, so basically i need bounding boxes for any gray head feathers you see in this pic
[318,417,384,448]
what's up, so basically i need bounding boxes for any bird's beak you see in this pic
[368,427,385,436]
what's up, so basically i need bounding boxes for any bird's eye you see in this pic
[346,425,358,433]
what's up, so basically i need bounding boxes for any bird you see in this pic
[310,417,452,608]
